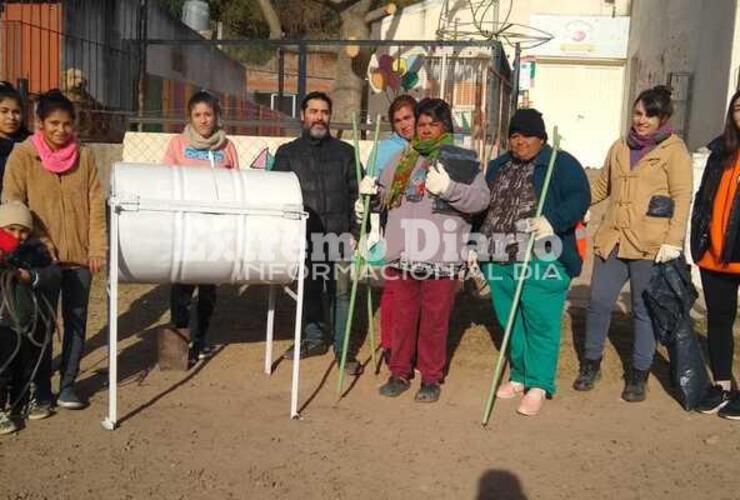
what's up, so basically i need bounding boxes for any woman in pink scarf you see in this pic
[2,89,107,415]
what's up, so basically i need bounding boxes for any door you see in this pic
[528,62,625,169]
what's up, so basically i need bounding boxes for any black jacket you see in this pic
[273,131,359,236]
[0,238,60,331]
[690,137,740,263]
[0,126,30,193]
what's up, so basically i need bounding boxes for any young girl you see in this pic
[2,89,107,412]
[0,201,60,434]
[162,90,238,360]
[0,82,30,192]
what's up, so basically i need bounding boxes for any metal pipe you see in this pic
[511,42,521,113]
[297,41,307,110]
[265,285,276,375]
[291,218,308,419]
[144,38,508,48]
[136,0,148,132]
[102,197,120,430]
[277,47,285,114]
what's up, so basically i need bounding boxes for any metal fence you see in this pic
[0,1,516,158]
[141,37,515,165]
[1,0,139,142]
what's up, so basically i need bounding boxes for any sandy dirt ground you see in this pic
[2,176,740,500]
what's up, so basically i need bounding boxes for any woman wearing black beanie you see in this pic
[475,108,590,416]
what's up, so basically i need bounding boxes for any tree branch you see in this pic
[256,0,283,39]
[364,3,397,24]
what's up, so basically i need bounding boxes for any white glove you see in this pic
[354,198,365,224]
[367,221,381,249]
[516,216,554,240]
[425,162,451,196]
[359,175,378,195]
[467,249,478,269]
[655,244,682,263]
[357,224,382,258]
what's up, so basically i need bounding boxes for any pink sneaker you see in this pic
[496,381,525,399]
[517,388,546,416]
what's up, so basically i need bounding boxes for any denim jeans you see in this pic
[303,260,351,355]
[58,267,93,390]
[29,266,63,402]
[584,249,655,371]
[34,266,92,396]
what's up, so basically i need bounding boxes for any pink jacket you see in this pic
[162,134,239,168]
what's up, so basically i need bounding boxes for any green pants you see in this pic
[483,258,571,395]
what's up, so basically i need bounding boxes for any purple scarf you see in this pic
[626,124,673,168]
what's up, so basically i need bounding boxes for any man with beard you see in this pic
[273,92,362,375]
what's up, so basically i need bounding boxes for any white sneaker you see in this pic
[0,411,18,435]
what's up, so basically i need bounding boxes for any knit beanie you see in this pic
[508,108,548,141]
[0,200,34,230]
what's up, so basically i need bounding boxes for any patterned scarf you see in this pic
[384,132,453,209]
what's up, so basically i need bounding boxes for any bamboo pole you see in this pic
[364,114,383,371]
[337,113,382,395]
[481,127,561,426]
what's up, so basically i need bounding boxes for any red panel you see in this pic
[0,3,62,93]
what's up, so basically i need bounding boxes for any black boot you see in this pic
[621,368,649,402]
[573,358,602,391]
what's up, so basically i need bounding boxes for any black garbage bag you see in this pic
[433,145,481,215]
[438,144,480,183]
[643,255,710,410]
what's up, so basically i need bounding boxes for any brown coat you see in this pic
[591,134,693,260]
[1,139,107,266]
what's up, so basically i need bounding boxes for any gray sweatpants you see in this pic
[584,248,656,371]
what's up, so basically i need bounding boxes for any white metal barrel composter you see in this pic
[103,163,308,430]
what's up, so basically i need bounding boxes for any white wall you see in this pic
[530,62,625,168]
[624,0,739,150]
